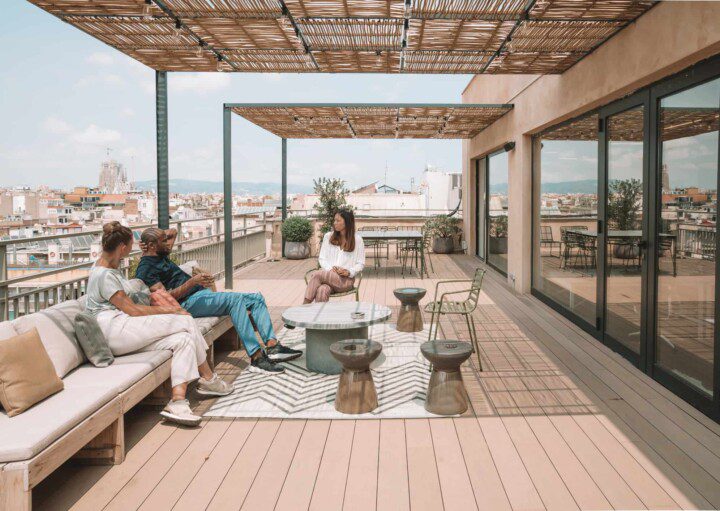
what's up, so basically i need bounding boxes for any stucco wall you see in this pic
[461,1,720,293]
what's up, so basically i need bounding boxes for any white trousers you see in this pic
[96,310,208,387]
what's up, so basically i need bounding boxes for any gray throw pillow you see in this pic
[74,312,114,367]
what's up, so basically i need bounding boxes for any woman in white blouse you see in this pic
[304,209,365,303]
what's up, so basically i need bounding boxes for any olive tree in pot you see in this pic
[424,215,461,254]
[282,216,313,260]
[607,178,642,259]
[488,215,508,255]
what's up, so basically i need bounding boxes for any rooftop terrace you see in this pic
[31,253,720,510]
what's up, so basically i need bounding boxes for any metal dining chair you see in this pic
[424,267,485,370]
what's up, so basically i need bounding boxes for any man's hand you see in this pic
[190,273,215,288]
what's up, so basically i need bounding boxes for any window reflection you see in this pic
[656,78,719,397]
[533,114,598,326]
[488,152,509,273]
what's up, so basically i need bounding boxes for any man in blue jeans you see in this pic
[135,227,302,374]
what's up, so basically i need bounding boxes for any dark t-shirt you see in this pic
[135,256,203,302]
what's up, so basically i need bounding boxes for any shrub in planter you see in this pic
[607,178,642,259]
[424,215,461,254]
[282,216,313,259]
[488,215,508,254]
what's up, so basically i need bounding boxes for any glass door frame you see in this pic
[648,61,720,417]
[484,148,509,276]
[597,91,652,370]
[474,157,486,261]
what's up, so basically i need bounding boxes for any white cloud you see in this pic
[171,73,231,94]
[74,73,124,88]
[86,52,114,66]
[73,124,122,145]
[120,107,136,118]
[42,116,72,135]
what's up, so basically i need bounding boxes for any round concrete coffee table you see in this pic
[420,340,472,415]
[393,287,426,333]
[282,302,391,374]
[330,339,382,414]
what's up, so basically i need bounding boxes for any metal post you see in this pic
[156,71,170,229]
[223,106,234,290]
[0,244,7,321]
[281,137,287,258]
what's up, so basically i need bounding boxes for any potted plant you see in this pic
[424,215,461,254]
[607,178,642,258]
[282,216,313,259]
[488,215,508,255]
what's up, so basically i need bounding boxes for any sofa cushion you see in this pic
[0,385,116,462]
[0,321,16,341]
[63,350,171,394]
[74,311,114,367]
[0,328,64,417]
[13,300,86,378]
[194,316,223,336]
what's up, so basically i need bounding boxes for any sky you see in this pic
[0,2,472,192]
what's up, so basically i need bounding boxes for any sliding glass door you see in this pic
[531,56,720,419]
[487,151,509,274]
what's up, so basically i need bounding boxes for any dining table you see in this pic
[359,230,425,278]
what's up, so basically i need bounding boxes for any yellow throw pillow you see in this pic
[0,328,64,417]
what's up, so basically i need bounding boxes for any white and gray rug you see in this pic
[204,324,453,419]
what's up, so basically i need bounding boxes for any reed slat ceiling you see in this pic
[230,104,513,139]
[28,0,657,73]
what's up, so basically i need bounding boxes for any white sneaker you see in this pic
[160,399,202,427]
[196,373,233,396]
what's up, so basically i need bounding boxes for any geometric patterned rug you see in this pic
[203,323,455,419]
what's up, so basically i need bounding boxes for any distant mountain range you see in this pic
[135,179,313,195]
[490,179,598,195]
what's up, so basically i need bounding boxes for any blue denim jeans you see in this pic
[181,289,276,357]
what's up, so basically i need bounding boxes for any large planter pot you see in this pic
[285,241,310,260]
[612,243,640,259]
[432,237,454,254]
[489,237,508,255]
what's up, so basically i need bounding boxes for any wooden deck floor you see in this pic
[34,254,720,510]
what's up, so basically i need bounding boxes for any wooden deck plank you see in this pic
[343,420,381,511]
[377,419,410,511]
[240,420,307,511]
[173,420,256,511]
[429,418,478,510]
[309,420,355,511]
[275,420,331,511]
[103,423,203,511]
[206,419,282,510]
[140,419,231,510]
[479,417,545,510]
[453,417,512,511]
[405,419,444,511]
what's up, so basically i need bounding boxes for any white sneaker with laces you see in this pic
[160,399,202,427]
[196,373,233,396]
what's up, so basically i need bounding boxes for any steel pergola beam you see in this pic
[223,105,233,289]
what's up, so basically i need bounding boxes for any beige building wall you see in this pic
[461,1,720,293]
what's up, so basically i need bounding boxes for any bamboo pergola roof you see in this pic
[540,108,720,142]
[28,0,657,74]
[229,103,513,138]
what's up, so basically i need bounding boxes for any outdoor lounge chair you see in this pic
[304,264,362,301]
[424,267,485,370]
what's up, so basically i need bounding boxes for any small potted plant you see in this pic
[488,215,508,255]
[282,216,313,260]
[424,215,461,254]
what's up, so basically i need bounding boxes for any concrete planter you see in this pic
[285,241,310,260]
[433,237,455,254]
[489,237,508,255]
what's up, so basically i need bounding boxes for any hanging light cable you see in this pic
[216,55,224,72]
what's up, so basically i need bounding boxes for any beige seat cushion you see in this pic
[13,300,86,378]
[0,385,116,462]
[0,321,16,341]
[0,329,65,417]
[63,351,172,394]
[194,316,223,336]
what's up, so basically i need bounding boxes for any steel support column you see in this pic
[281,137,287,257]
[223,106,233,289]
[155,71,170,229]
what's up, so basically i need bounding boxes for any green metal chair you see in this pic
[424,267,485,370]
[304,264,362,301]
